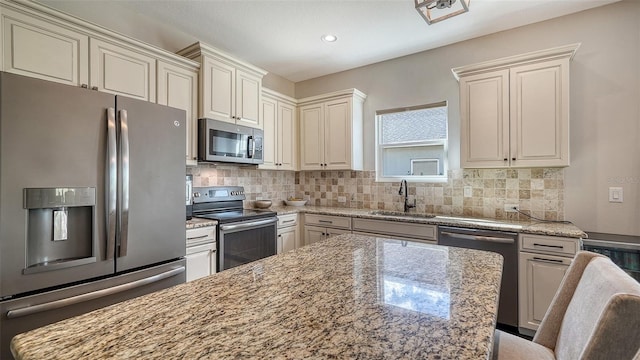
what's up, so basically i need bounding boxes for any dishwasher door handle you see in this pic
[440,231,515,244]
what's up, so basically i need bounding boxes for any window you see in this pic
[375,102,448,182]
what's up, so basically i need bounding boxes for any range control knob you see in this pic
[193,192,200,198]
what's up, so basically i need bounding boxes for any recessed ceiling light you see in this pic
[321,34,338,43]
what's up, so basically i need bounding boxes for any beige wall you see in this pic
[295,1,640,236]
[263,73,295,98]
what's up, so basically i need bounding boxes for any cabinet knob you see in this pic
[503,158,508,161]
[512,157,516,161]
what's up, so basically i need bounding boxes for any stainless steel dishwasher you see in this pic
[438,226,518,327]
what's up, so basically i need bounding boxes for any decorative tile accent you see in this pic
[295,169,565,221]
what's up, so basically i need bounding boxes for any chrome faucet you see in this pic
[398,179,416,213]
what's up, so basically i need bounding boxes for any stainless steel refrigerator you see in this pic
[0,72,186,358]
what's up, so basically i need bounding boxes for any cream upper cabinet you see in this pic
[298,89,366,171]
[459,70,510,168]
[177,42,267,130]
[299,103,324,169]
[453,44,579,168]
[90,38,156,102]
[1,7,88,86]
[235,69,261,128]
[510,59,569,168]
[260,89,297,171]
[261,96,278,168]
[157,61,199,166]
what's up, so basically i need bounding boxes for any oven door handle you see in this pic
[219,218,277,231]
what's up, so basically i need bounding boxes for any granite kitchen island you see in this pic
[11,234,503,360]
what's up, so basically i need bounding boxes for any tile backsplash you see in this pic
[187,165,564,221]
[294,168,564,221]
[187,165,296,206]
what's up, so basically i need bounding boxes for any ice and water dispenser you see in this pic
[23,187,97,274]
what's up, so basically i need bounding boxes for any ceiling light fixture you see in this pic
[415,0,470,25]
[321,34,338,43]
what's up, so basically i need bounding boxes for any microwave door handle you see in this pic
[247,136,255,158]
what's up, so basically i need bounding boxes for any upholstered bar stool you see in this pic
[492,251,640,360]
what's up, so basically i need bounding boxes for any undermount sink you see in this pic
[368,210,436,219]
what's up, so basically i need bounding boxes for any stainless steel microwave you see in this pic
[198,118,263,165]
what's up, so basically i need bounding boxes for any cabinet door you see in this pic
[278,102,296,170]
[201,57,235,122]
[157,61,198,165]
[89,39,156,101]
[235,69,261,129]
[519,252,571,331]
[510,59,569,167]
[459,70,510,168]
[299,104,325,170]
[2,8,88,86]
[259,96,278,169]
[326,228,351,239]
[278,226,297,254]
[185,247,214,282]
[324,98,352,170]
[304,225,326,246]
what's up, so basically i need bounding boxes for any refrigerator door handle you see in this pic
[5,267,185,319]
[106,107,117,260]
[119,109,130,257]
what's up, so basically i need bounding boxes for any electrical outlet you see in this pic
[338,196,347,203]
[463,186,472,198]
[504,204,519,212]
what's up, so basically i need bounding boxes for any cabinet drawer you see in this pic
[353,218,437,241]
[277,213,298,228]
[520,234,580,256]
[186,226,216,246]
[304,214,351,229]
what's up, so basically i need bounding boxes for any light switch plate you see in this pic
[609,187,623,203]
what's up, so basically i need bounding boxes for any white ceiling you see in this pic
[38,0,620,82]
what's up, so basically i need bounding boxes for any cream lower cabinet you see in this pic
[518,233,580,335]
[351,218,437,244]
[157,61,199,165]
[185,226,217,282]
[518,252,571,333]
[90,38,156,102]
[298,89,366,171]
[260,89,297,170]
[304,226,351,245]
[303,214,352,246]
[454,44,579,168]
[277,214,299,253]
[185,242,216,282]
[1,7,88,86]
[178,42,267,129]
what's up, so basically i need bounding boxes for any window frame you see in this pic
[375,101,449,183]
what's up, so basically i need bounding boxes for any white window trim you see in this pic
[375,104,449,183]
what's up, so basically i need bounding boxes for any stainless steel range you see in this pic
[192,186,277,272]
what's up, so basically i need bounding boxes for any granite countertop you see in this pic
[185,217,217,229]
[269,204,587,238]
[11,234,503,360]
